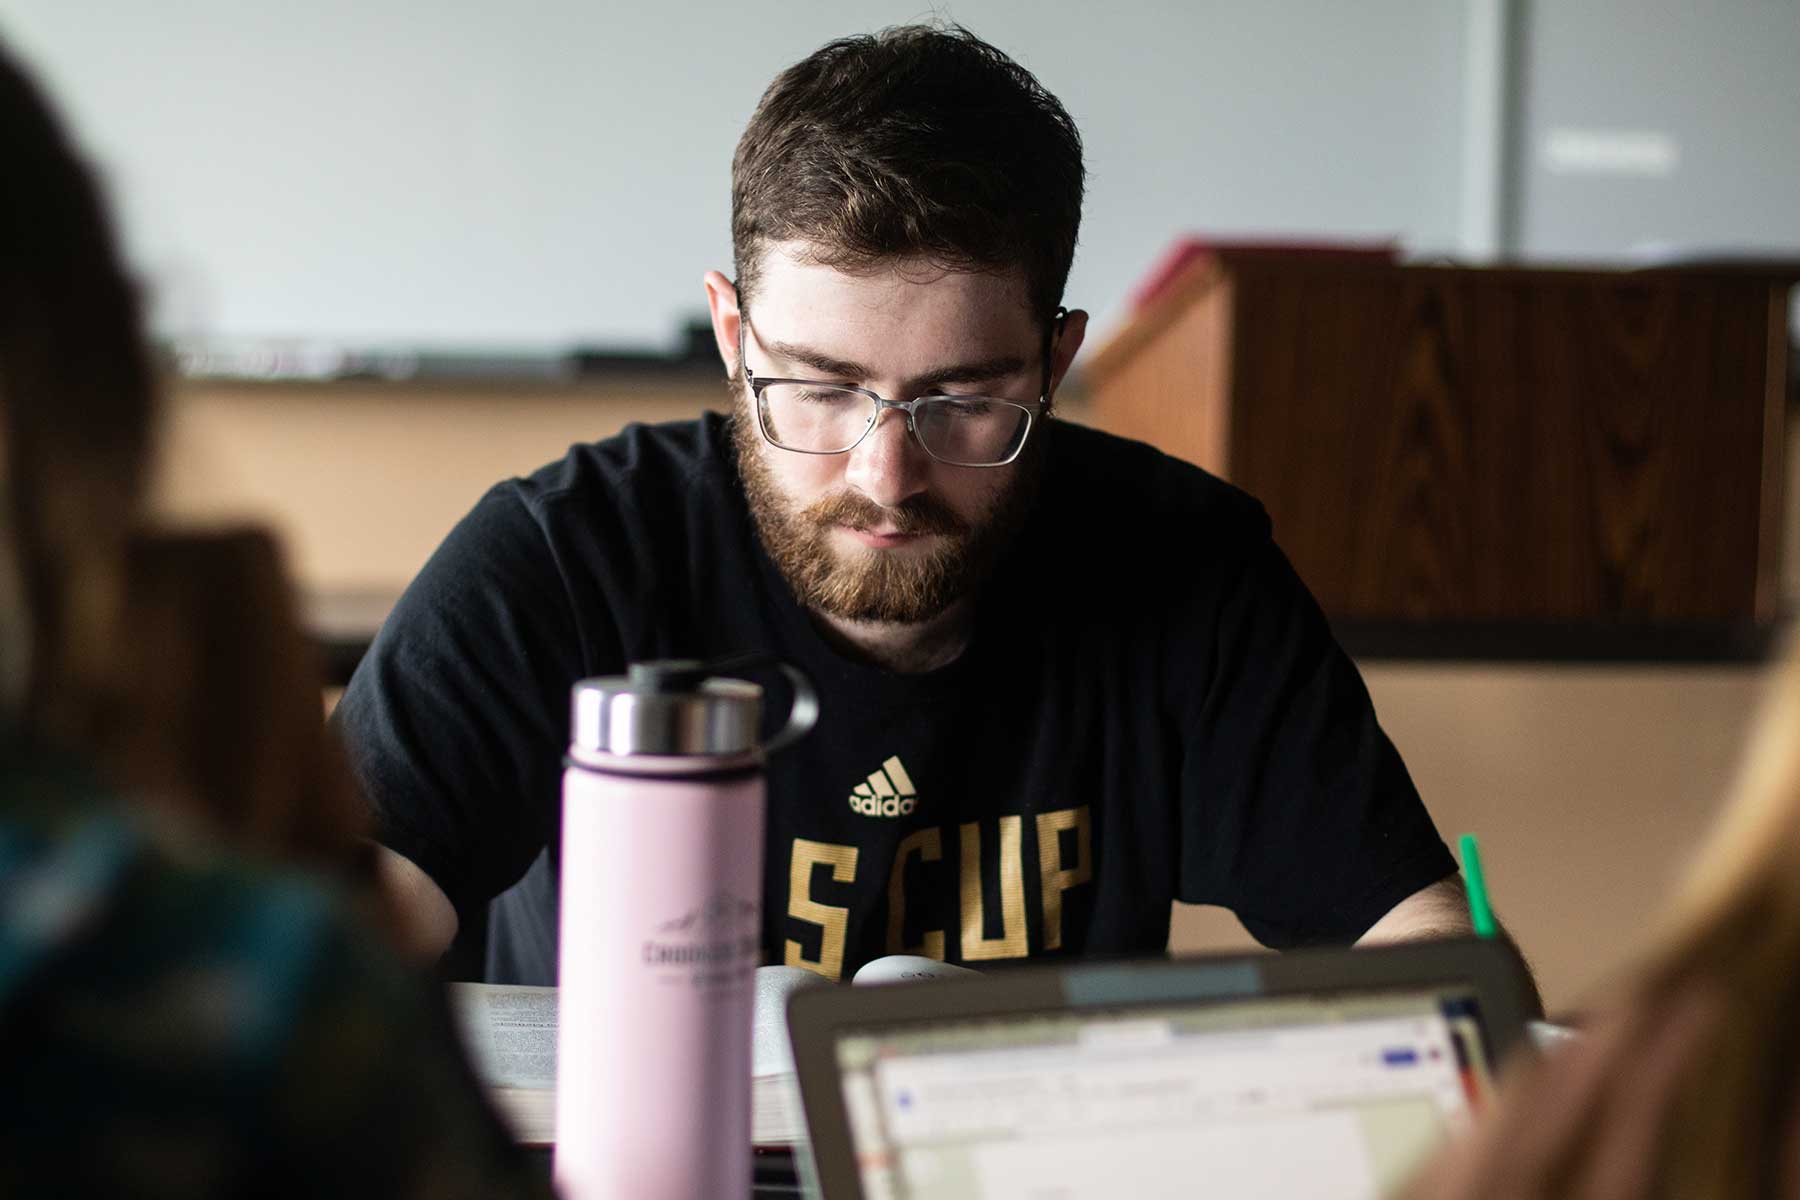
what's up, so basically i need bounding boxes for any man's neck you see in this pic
[809,598,975,674]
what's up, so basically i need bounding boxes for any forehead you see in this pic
[746,243,1038,369]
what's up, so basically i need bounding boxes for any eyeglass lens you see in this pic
[758,384,1029,465]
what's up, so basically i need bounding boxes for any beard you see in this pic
[729,384,1043,625]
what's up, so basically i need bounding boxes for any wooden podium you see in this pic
[1083,251,1797,639]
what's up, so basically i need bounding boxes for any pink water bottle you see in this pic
[554,654,816,1199]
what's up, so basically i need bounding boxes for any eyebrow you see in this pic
[761,337,1032,391]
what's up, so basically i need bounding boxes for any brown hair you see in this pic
[731,24,1084,322]
[0,42,156,746]
[0,42,389,918]
[114,528,378,883]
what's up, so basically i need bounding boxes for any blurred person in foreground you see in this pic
[0,40,549,1199]
[1406,645,1800,1198]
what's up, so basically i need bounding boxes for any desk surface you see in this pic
[520,1146,802,1198]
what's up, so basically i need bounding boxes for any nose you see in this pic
[843,406,931,510]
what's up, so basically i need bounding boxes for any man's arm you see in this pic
[334,482,596,974]
[1170,517,1463,948]
[1360,876,1545,1016]
[1356,876,1474,945]
[377,846,459,961]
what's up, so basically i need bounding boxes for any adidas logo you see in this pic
[849,756,918,818]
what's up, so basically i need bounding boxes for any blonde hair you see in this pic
[1656,645,1800,949]
[1613,639,1800,1196]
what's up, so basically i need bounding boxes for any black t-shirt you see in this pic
[335,413,1453,985]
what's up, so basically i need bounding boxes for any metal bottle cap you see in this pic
[571,660,764,758]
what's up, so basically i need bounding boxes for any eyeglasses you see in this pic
[737,310,1065,468]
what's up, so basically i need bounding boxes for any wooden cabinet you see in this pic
[1084,252,1797,630]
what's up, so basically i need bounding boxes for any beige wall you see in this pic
[156,380,1774,1016]
[154,378,729,592]
[1169,663,1762,1014]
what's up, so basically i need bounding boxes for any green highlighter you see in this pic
[1458,833,1499,939]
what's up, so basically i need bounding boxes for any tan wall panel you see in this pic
[154,380,726,590]
[1171,663,1764,1016]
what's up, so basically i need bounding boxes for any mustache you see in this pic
[803,489,969,538]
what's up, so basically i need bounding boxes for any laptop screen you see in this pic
[829,986,1496,1200]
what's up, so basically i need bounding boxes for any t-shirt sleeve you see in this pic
[332,483,597,926]
[1173,525,1455,947]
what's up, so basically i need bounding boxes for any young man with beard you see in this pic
[336,25,1482,985]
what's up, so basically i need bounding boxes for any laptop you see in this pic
[788,938,1536,1199]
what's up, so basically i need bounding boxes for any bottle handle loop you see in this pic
[679,651,818,758]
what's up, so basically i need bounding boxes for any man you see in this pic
[337,25,1478,985]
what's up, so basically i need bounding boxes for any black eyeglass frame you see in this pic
[736,306,1069,468]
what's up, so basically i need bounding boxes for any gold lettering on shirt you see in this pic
[960,816,1028,961]
[1036,805,1093,950]
[886,827,946,959]
[785,839,859,981]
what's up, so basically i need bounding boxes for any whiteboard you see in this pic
[0,1,1468,356]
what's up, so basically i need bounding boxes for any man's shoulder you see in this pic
[1045,420,1269,538]
[503,412,735,519]
[418,411,745,617]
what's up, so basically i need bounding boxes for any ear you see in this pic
[1046,308,1088,397]
[702,270,742,373]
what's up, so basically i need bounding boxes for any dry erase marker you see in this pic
[1459,833,1498,939]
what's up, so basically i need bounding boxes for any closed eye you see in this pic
[788,386,862,405]
[929,397,999,417]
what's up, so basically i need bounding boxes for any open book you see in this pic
[450,956,976,1147]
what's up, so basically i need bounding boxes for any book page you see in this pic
[753,965,834,1078]
[448,962,971,1146]
[450,983,557,1090]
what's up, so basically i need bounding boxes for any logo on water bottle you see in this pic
[642,889,761,992]
[848,755,918,818]
[655,891,759,933]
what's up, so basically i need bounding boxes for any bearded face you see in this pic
[708,247,1077,628]
[730,395,1043,624]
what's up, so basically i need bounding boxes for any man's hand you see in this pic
[376,846,459,961]
[1358,877,1476,945]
